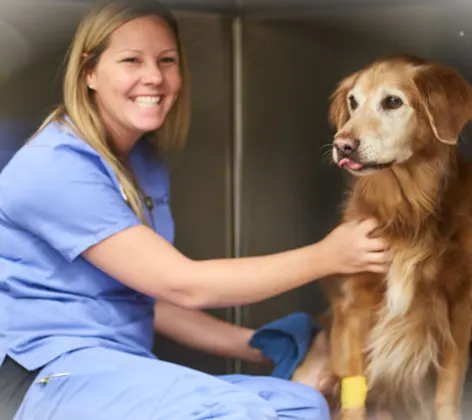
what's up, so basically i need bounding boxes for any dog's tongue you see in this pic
[338,158,363,171]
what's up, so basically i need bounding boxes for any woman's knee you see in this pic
[204,390,279,419]
[220,375,330,420]
[271,380,330,420]
[263,379,330,419]
[161,376,279,419]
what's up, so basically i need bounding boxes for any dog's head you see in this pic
[329,55,472,176]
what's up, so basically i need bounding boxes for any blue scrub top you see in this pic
[0,120,174,370]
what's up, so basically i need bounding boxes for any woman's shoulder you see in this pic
[29,119,103,158]
[1,120,110,183]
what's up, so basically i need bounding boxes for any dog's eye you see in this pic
[348,95,358,110]
[382,95,403,110]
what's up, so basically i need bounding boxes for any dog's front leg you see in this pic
[330,281,374,420]
[435,301,472,420]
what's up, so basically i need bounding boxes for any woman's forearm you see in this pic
[153,300,266,362]
[83,225,334,310]
[183,241,332,309]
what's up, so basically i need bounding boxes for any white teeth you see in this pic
[134,96,162,108]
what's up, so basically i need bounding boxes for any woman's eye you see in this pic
[159,56,177,66]
[122,57,139,64]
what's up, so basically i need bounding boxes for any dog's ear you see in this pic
[414,64,472,144]
[328,71,360,129]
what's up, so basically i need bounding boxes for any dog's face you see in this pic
[330,56,472,176]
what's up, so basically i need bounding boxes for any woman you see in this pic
[0,1,390,419]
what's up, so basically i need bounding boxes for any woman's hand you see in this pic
[238,329,273,365]
[320,218,391,275]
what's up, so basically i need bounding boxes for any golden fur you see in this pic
[294,55,472,419]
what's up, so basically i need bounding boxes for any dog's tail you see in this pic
[366,300,452,418]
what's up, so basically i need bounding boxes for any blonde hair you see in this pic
[37,0,190,225]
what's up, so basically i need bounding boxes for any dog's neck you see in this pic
[344,148,457,239]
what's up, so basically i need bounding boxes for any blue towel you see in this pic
[249,312,321,380]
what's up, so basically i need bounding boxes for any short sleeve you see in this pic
[0,143,142,262]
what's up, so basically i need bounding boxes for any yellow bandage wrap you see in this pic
[341,376,368,409]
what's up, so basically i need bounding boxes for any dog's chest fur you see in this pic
[385,247,423,318]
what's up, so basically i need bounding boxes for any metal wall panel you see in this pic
[238,19,349,375]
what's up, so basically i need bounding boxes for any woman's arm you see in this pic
[153,300,267,363]
[83,218,390,309]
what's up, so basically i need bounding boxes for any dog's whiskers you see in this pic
[319,143,333,152]
[321,149,335,165]
[319,143,334,165]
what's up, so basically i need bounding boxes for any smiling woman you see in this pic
[85,15,182,155]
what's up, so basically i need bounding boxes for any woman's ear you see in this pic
[86,71,96,91]
[414,63,472,145]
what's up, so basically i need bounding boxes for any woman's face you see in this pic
[87,15,181,153]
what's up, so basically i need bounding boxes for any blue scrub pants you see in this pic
[14,347,330,419]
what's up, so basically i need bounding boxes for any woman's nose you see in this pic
[142,64,164,85]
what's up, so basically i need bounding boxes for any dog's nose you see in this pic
[333,137,360,157]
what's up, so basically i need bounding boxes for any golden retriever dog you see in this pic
[293,55,472,420]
